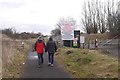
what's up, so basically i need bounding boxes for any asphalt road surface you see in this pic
[21,46,71,78]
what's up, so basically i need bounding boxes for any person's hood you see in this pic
[37,39,43,43]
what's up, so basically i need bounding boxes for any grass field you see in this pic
[55,47,118,78]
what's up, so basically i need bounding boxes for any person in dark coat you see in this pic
[35,37,45,67]
[46,37,57,67]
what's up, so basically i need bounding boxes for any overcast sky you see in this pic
[0,0,118,35]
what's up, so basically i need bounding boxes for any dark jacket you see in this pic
[46,40,57,53]
[35,39,45,54]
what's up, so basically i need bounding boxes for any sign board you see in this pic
[73,38,78,46]
[80,36,85,43]
[61,23,74,40]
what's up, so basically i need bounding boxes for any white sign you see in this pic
[61,23,74,40]
[80,36,85,43]
[74,38,78,43]
[73,38,78,46]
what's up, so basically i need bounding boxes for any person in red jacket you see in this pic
[35,37,45,67]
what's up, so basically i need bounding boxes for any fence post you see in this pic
[70,40,73,47]
[88,39,90,49]
[95,39,98,49]
[22,41,24,49]
[83,43,84,49]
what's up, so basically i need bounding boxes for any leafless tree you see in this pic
[51,17,76,37]
[107,0,119,37]
[82,0,109,34]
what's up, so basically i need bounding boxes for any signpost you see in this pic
[60,18,81,48]
[61,23,74,40]
[61,21,74,47]
[73,38,78,47]
[74,30,80,48]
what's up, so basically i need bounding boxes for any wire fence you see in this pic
[83,38,119,57]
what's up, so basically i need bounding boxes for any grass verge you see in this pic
[55,47,118,78]
[3,43,29,78]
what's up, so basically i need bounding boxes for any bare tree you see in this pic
[82,0,108,34]
[82,0,98,34]
[51,28,61,36]
[107,0,119,38]
[51,17,77,47]
[82,1,91,34]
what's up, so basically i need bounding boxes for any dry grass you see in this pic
[55,47,118,78]
[2,34,29,78]
[3,44,29,78]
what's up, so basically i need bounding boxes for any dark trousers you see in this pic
[38,53,43,65]
[48,53,54,64]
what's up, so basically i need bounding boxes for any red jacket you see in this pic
[35,40,45,54]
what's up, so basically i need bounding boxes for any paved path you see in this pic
[21,44,71,78]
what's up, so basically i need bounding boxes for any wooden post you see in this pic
[80,43,81,48]
[94,39,98,49]
[88,39,90,49]
[83,43,84,49]
[70,40,73,47]
[22,41,24,49]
